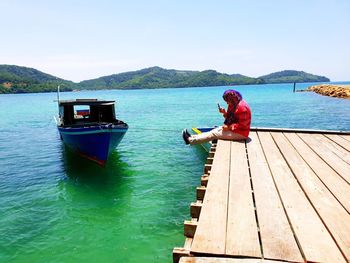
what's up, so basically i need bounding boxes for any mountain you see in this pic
[77,66,264,90]
[259,70,329,83]
[0,65,330,94]
[0,65,74,94]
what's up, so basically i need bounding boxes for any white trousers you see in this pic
[188,126,246,145]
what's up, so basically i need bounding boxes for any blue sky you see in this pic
[1,0,349,82]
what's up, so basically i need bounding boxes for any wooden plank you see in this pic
[246,132,303,262]
[258,131,346,263]
[251,127,350,135]
[341,134,350,142]
[272,132,350,261]
[325,134,350,152]
[298,133,350,184]
[191,140,231,255]
[308,133,350,165]
[173,238,193,263]
[284,132,350,213]
[173,247,190,263]
[225,140,260,257]
[180,257,285,263]
[184,237,193,250]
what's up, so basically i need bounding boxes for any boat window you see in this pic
[61,104,116,125]
[90,105,115,122]
[74,106,90,120]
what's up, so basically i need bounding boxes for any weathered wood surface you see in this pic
[310,133,350,164]
[298,133,350,183]
[247,132,303,262]
[178,130,350,263]
[191,140,231,255]
[326,134,350,152]
[259,132,345,262]
[226,141,260,257]
[270,132,350,261]
[284,132,350,214]
[180,257,285,263]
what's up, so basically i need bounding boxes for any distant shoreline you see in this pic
[305,84,350,99]
[0,65,330,94]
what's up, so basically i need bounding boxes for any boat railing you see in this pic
[60,120,127,129]
[53,116,62,126]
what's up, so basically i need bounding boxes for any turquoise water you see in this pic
[0,83,349,263]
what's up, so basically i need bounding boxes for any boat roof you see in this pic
[58,99,115,106]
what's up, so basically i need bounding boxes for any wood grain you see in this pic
[284,132,350,213]
[191,140,231,255]
[247,132,303,262]
[298,133,350,184]
[272,132,350,261]
[226,140,260,257]
[258,131,346,263]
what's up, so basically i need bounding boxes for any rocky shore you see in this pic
[306,84,350,99]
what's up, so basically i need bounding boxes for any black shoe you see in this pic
[182,129,190,145]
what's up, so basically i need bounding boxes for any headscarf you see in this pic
[223,89,242,125]
[222,89,242,104]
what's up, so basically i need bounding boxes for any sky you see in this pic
[1,0,349,82]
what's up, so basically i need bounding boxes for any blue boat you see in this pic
[56,99,128,165]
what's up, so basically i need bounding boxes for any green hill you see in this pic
[77,66,264,90]
[0,65,74,94]
[0,65,330,94]
[259,70,329,83]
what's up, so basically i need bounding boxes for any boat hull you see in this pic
[58,124,128,165]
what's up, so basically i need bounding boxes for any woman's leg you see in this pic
[188,127,222,145]
[188,127,246,145]
[217,129,247,141]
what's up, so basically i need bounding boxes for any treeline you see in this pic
[0,65,73,94]
[0,82,73,94]
[77,67,266,90]
[260,70,329,83]
[0,65,330,94]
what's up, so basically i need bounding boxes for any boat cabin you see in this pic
[58,99,118,126]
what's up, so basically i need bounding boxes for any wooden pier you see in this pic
[174,128,350,263]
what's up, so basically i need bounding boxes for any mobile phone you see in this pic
[217,103,221,109]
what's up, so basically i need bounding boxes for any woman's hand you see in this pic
[222,124,230,131]
[219,107,226,114]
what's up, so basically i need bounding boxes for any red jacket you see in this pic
[225,100,251,138]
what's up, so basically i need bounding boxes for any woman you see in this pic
[182,89,251,145]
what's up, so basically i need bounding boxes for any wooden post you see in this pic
[201,175,209,186]
[196,186,206,200]
[293,82,296,92]
[190,201,203,218]
[205,157,214,165]
[204,164,212,174]
[184,219,198,237]
[208,151,215,158]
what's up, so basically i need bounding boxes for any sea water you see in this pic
[0,83,349,262]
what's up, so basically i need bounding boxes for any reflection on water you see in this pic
[61,145,128,180]
[59,144,135,202]
[191,144,210,164]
